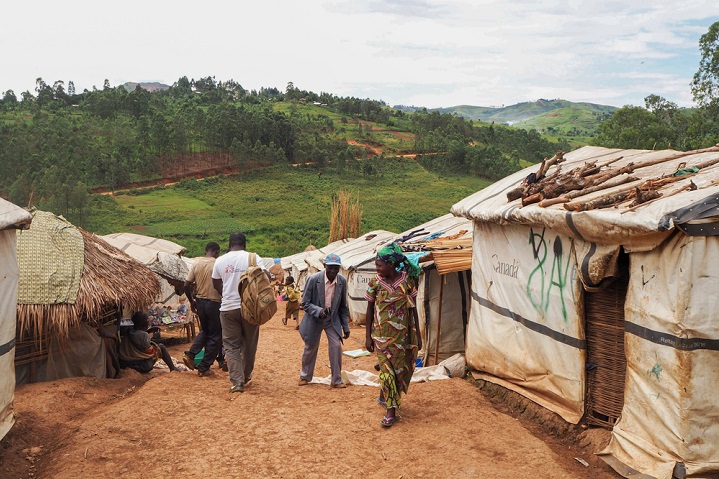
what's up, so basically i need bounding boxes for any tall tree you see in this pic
[691,21,719,109]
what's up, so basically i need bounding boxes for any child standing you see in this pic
[282,276,302,329]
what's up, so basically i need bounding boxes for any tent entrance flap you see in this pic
[584,254,629,429]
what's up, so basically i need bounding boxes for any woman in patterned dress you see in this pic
[364,243,423,427]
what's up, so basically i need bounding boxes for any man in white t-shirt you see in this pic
[212,232,269,393]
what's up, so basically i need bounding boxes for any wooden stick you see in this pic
[564,191,632,212]
[565,175,640,199]
[538,196,570,208]
[536,151,566,179]
[521,192,542,207]
[621,181,698,214]
[434,279,444,366]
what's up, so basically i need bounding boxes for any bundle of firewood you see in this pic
[506,145,719,212]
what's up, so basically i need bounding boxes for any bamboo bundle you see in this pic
[329,190,362,242]
[17,228,160,341]
[423,237,473,250]
[432,248,473,275]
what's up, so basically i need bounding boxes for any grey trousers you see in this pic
[220,308,259,386]
[300,319,343,386]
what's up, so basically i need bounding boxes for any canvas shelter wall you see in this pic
[467,221,586,423]
[345,267,377,325]
[597,233,719,479]
[0,231,19,441]
[0,199,32,441]
[418,267,471,366]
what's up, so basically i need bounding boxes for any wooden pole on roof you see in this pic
[434,276,445,366]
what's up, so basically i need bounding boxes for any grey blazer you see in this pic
[298,270,350,342]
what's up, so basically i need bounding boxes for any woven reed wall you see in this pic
[584,272,629,428]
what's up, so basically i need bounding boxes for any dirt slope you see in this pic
[1,304,618,479]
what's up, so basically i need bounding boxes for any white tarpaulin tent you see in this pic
[325,216,473,365]
[0,199,32,441]
[280,250,315,291]
[393,214,473,366]
[452,145,719,479]
[100,233,191,305]
[304,238,354,274]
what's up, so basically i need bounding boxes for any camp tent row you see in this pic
[452,145,719,479]
[0,199,33,442]
[296,215,474,366]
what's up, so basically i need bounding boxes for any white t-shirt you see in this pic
[211,250,265,311]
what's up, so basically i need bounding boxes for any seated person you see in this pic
[119,311,179,373]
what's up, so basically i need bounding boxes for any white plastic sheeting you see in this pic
[100,233,191,305]
[451,145,719,478]
[598,234,719,479]
[0,198,31,441]
[467,222,586,423]
[417,268,471,365]
[0,233,19,441]
[279,250,314,291]
[100,233,189,283]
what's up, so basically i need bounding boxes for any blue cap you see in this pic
[324,253,342,266]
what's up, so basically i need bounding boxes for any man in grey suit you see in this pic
[298,253,350,388]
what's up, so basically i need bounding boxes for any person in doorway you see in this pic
[212,232,269,393]
[364,243,422,427]
[182,241,226,376]
[282,275,302,330]
[119,311,179,373]
[298,253,350,388]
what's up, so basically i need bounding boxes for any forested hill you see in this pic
[0,76,569,228]
[431,99,616,124]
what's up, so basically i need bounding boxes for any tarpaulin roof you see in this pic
[393,214,473,275]
[101,233,189,283]
[304,238,355,271]
[452,145,719,248]
[0,198,32,231]
[324,231,397,270]
[280,250,314,272]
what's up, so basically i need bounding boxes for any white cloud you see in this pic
[1,0,717,108]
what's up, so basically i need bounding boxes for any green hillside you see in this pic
[87,161,491,258]
[1,76,572,257]
[434,99,616,145]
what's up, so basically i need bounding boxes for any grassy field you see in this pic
[86,159,491,258]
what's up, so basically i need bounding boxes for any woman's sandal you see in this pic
[380,415,397,427]
[377,397,387,408]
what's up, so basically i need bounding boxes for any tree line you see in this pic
[0,75,568,226]
[595,22,719,151]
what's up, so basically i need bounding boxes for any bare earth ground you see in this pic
[1,303,619,479]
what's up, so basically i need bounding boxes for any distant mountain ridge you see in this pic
[121,81,170,92]
[431,99,617,125]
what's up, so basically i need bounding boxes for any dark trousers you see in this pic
[187,298,223,372]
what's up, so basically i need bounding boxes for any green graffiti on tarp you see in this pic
[527,227,573,321]
[649,362,662,381]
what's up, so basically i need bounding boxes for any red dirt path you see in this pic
[1,304,619,479]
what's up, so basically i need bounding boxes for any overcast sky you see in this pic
[2,1,717,109]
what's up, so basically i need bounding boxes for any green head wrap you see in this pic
[376,242,421,279]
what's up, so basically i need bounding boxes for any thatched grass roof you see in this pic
[17,228,160,339]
